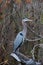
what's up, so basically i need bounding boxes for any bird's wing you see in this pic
[13,32,23,51]
[10,53,21,62]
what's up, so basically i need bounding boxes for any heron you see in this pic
[13,18,32,52]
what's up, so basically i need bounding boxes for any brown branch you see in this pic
[0,60,8,65]
[27,25,43,38]
[26,37,43,42]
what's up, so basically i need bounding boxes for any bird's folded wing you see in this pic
[10,53,21,62]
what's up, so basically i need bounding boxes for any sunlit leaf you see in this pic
[26,0,32,3]
[6,0,10,4]
[15,0,21,4]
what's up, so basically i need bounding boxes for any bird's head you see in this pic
[22,18,33,26]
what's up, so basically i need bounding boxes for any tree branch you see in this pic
[26,37,43,42]
[27,25,43,38]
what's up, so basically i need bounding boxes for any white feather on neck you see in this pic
[22,22,27,41]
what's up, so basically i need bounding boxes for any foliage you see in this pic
[0,0,43,65]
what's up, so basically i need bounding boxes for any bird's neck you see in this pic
[22,23,27,35]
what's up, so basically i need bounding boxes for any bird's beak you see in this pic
[27,19,33,22]
[22,18,33,22]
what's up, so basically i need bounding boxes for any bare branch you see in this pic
[27,25,43,38]
[31,44,39,60]
[26,38,43,42]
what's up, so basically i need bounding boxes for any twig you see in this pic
[31,44,39,60]
[27,25,43,38]
[0,60,8,65]
[31,44,43,60]
[26,37,43,42]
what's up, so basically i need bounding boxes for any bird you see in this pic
[13,18,32,52]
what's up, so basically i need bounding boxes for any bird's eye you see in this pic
[20,33,23,36]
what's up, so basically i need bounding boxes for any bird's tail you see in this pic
[10,53,21,62]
